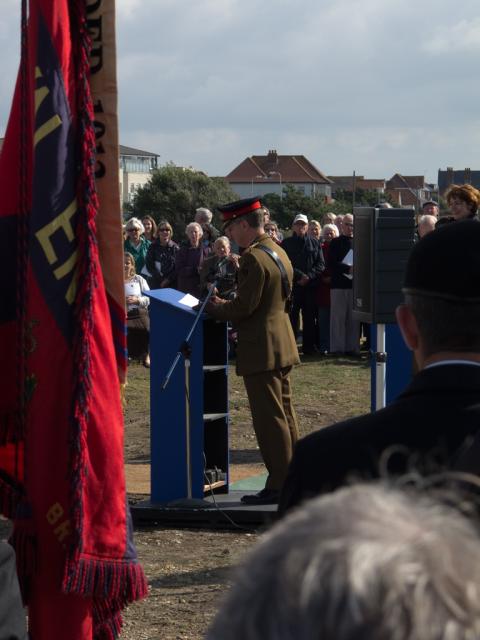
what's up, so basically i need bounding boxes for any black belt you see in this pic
[255,245,292,300]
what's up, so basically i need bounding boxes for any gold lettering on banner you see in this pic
[46,503,71,548]
[35,200,78,303]
[93,99,106,178]
[34,66,62,147]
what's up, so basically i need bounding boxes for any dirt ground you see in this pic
[122,355,370,639]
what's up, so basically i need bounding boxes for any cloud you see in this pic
[422,18,480,54]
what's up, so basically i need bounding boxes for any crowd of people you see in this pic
[123,183,480,367]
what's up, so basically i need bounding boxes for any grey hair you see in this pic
[321,223,339,239]
[207,484,480,640]
[195,207,213,223]
[186,221,203,237]
[125,217,145,233]
[214,235,230,248]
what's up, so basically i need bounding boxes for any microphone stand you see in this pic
[161,270,224,508]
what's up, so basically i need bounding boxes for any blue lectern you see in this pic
[147,289,229,503]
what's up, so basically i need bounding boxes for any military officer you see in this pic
[207,197,300,505]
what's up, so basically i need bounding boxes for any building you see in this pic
[0,139,159,209]
[225,149,332,200]
[328,175,386,198]
[119,144,159,207]
[385,174,435,210]
[438,167,480,196]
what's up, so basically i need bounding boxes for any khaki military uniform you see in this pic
[208,234,300,490]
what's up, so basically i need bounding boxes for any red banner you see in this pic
[0,1,147,638]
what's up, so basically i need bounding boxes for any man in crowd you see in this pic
[195,206,220,249]
[207,197,299,505]
[208,484,480,640]
[422,199,439,218]
[281,214,325,355]
[279,220,480,514]
[417,214,437,238]
[328,213,359,355]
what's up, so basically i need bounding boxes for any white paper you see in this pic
[178,293,199,308]
[125,281,141,297]
[341,249,353,266]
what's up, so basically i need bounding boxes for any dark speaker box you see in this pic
[353,207,416,324]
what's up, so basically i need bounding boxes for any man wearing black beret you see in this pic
[207,197,300,505]
[279,219,480,514]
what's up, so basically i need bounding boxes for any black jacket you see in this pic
[145,239,179,288]
[279,364,480,515]
[281,235,324,287]
[328,234,353,289]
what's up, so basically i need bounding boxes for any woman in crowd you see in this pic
[308,220,322,241]
[200,236,239,300]
[322,212,336,227]
[316,223,339,354]
[124,252,150,368]
[142,215,157,242]
[145,220,179,289]
[175,221,210,297]
[124,217,150,273]
[444,184,480,222]
[264,221,282,244]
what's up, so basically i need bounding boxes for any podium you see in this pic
[146,288,229,503]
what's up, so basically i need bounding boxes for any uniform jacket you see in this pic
[279,363,480,515]
[208,233,299,376]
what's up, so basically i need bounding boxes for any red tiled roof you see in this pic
[386,173,426,189]
[226,151,332,184]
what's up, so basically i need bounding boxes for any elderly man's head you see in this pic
[422,201,439,218]
[341,213,354,237]
[292,213,308,237]
[418,214,437,238]
[195,207,213,226]
[208,483,480,640]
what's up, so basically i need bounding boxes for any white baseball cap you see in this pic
[293,213,308,225]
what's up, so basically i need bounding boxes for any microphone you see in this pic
[215,256,230,272]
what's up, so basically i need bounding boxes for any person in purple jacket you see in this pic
[175,221,210,297]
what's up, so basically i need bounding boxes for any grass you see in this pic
[124,354,371,463]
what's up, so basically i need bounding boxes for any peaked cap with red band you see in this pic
[218,196,263,229]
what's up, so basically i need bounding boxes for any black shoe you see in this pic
[240,489,280,505]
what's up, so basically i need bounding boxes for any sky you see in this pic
[1,0,479,183]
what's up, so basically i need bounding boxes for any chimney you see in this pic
[267,149,278,166]
[465,167,472,184]
[446,167,454,186]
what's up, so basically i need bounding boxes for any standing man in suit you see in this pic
[279,220,480,514]
[281,213,325,355]
[207,197,300,505]
[328,213,360,355]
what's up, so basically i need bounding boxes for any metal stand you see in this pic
[161,284,218,508]
[375,323,387,410]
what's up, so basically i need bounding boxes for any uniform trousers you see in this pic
[330,288,360,353]
[243,366,299,491]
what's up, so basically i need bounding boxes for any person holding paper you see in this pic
[327,214,360,355]
[124,252,151,367]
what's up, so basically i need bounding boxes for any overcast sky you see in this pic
[1,0,479,183]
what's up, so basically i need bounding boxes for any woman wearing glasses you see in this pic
[144,220,179,289]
